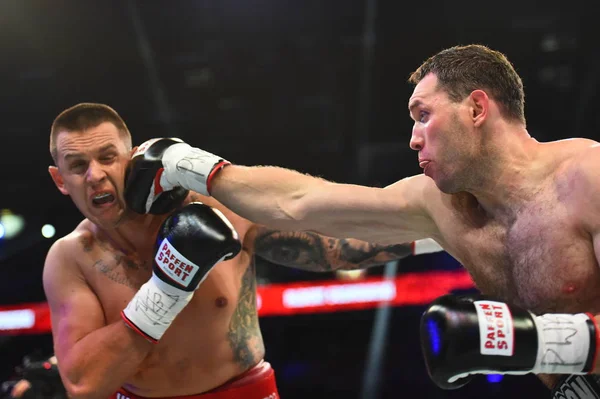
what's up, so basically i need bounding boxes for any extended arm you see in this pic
[127,139,440,245]
[249,225,442,272]
[210,166,436,244]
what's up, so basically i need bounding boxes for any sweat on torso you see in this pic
[435,177,600,315]
[73,212,264,396]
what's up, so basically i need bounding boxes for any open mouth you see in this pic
[92,192,116,207]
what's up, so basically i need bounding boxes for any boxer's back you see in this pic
[55,200,264,397]
[427,138,600,315]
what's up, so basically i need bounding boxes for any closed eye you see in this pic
[100,154,116,163]
[70,161,86,170]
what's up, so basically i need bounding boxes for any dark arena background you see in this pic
[1,1,599,398]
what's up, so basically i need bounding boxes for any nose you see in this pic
[85,159,108,184]
[410,128,424,151]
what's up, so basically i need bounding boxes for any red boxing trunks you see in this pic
[110,361,279,399]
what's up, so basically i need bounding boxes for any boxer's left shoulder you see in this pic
[549,139,598,174]
[567,143,600,181]
[577,142,600,166]
[554,142,600,214]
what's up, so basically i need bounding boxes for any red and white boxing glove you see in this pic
[125,138,230,214]
[420,294,600,390]
[158,139,230,196]
[122,203,241,342]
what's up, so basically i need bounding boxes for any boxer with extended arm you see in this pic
[128,45,600,396]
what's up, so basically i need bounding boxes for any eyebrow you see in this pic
[408,99,423,113]
[63,144,118,161]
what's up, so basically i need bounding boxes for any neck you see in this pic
[464,123,545,218]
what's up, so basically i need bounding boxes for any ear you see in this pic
[469,90,489,128]
[130,146,139,158]
[48,166,69,196]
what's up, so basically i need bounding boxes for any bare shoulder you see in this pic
[577,144,600,190]
[387,175,489,248]
[383,173,433,190]
[380,174,443,240]
[386,173,448,211]
[43,221,94,291]
[547,138,600,162]
[383,174,439,207]
[43,221,108,363]
[559,141,600,191]
[573,141,600,171]
[550,137,599,148]
[554,142,600,229]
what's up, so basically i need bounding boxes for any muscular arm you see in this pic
[43,238,152,399]
[250,225,441,272]
[211,165,439,245]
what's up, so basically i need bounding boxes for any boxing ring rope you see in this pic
[0,269,474,335]
[360,260,396,399]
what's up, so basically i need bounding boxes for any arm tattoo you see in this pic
[253,227,414,272]
[227,261,265,370]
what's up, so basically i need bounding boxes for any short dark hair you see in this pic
[408,44,526,125]
[50,103,132,164]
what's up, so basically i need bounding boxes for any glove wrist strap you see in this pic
[121,275,193,343]
[160,143,229,196]
[531,313,593,374]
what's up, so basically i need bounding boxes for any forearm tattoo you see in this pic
[227,261,265,370]
[253,227,413,272]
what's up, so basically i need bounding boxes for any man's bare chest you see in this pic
[82,246,248,322]
[78,243,153,322]
[444,203,600,314]
[74,235,264,394]
[91,250,151,291]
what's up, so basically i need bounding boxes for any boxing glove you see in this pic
[125,138,191,214]
[125,138,230,214]
[420,294,599,390]
[121,202,241,342]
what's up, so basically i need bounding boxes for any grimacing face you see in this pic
[48,122,134,228]
[408,74,480,193]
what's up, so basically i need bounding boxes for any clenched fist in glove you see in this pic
[420,294,600,390]
[125,138,230,214]
[121,202,241,342]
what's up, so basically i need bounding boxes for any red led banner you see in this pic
[0,270,474,335]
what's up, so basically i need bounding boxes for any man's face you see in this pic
[408,74,478,193]
[49,122,133,228]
